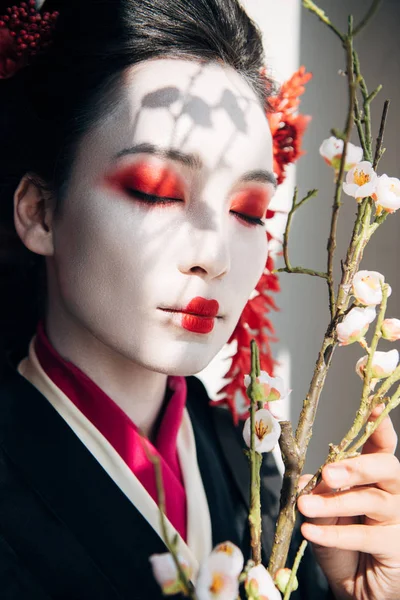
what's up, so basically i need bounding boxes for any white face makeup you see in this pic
[49,58,275,375]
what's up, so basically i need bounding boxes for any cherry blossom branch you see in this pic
[268,422,300,574]
[300,284,391,494]
[268,0,388,576]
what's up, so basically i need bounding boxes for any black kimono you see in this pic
[0,360,331,599]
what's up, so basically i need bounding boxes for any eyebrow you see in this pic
[114,143,277,189]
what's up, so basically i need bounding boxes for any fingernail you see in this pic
[325,466,348,483]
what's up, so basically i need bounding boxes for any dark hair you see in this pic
[0,0,272,369]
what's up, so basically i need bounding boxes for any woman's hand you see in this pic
[297,406,400,600]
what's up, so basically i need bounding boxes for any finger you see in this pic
[298,474,342,527]
[298,486,400,523]
[362,404,398,455]
[299,473,333,495]
[322,453,400,494]
[301,522,400,560]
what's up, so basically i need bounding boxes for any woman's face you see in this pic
[49,58,275,375]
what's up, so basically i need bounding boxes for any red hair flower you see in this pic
[0,0,58,79]
[267,66,312,185]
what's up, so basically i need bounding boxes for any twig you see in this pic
[248,340,263,565]
[302,0,344,41]
[346,385,400,454]
[283,540,308,600]
[353,0,383,36]
[327,21,356,319]
[148,452,197,599]
[353,52,373,160]
[373,99,390,169]
[276,267,328,279]
[279,189,326,278]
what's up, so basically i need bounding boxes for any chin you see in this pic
[128,336,228,378]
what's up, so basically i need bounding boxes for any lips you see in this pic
[161,297,220,318]
[159,297,221,334]
[182,297,220,318]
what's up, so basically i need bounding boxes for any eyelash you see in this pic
[127,189,265,227]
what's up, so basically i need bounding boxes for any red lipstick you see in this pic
[183,297,219,317]
[181,297,219,334]
[160,297,220,334]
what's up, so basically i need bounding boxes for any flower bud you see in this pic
[244,371,290,402]
[381,318,400,342]
[245,564,281,600]
[336,306,376,346]
[356,349,399,380]
[352,270,391,306]
[319,136,363,171]
[374,174,400,214]
[274,568,299,594]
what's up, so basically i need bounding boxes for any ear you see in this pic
[13,174,55,256]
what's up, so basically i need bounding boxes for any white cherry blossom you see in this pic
[210,542,244,578]
[374,174,400,214]
[336,306,376,346]
[245,564,282,600]
[381,318,400,342]
[149,553,191,596]
[342,161,378,201]
[196,553,239,600]
[243,409,281,453]
[319,136,363,171]
[352,270,391,306]
[356,349,399,380]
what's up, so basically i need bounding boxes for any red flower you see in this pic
[267,66,312,185]
[0,26,24,79]
[0,1,59,80]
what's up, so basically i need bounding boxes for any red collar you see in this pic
[34,320,187,540]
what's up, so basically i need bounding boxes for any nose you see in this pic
[177,220,231,281]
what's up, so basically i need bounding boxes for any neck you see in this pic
[45,310,168,439]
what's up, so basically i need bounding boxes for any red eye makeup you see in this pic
[230,187,271,225]
[104,161,185,201]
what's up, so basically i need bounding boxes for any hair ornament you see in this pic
[217,67,312,423]
[0,0,58,79]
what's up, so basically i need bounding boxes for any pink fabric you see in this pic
[34,321,187,541]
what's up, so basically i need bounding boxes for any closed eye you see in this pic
[230,211,265,227]
[126,189,184,205]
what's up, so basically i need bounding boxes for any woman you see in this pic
[1,1,399,599]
